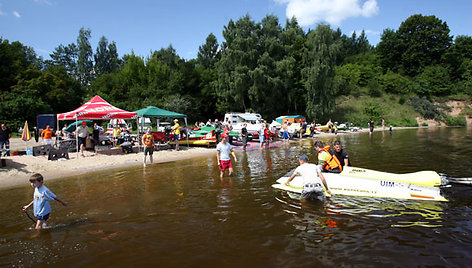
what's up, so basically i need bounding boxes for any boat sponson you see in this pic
[337,166,442,187]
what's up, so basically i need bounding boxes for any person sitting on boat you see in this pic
[333,140,351,167]
[314,140,342,173]
[285,154,331,202]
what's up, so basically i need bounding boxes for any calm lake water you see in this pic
[1,127,472,267]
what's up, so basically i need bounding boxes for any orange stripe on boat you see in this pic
[410,194,434,199]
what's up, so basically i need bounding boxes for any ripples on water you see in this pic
[1,128,472,267]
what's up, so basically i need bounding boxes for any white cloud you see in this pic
[13,11,21,18]
[0,4,6,16]
[34,0,53,6]
[277,0,379,27]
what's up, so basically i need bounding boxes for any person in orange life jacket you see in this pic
[314,140,342,173]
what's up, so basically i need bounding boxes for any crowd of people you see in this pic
[11,113,360,230]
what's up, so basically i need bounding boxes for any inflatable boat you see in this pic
[273,166,448,201]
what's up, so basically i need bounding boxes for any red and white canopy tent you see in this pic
[56,95,138,157]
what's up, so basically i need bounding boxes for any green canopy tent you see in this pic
[133,106,188,148]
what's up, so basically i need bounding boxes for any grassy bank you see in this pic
[329,94,420,127]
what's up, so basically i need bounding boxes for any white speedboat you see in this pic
[273,166,448,201]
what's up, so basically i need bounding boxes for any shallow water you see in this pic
[1,127,472,267]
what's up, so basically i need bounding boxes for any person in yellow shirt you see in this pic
[172,119,180,151]
[142,127,154,167]
[112,125,121,147]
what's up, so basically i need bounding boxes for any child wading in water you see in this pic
[22,173,67,229]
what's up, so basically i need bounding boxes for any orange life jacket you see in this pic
[319,146,343,172]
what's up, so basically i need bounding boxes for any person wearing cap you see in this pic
[285,154,331,202]
[41,125,54,145]
[216,133,237,180]
[75,121,89,157]
[172,119,180,151]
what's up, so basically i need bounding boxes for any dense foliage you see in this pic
[1,14,471,130]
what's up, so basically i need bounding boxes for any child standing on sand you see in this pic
[22,173,67,229]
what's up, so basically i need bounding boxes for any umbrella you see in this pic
[22,121,31,141]
[21,121,31,153]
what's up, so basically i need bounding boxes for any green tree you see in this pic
[216,15,260,113]
[197,33,220,69]
[94,36,121,76]
[443,35,472,81]
[397,14,452,76]
[0,38,36,94]
[303,24,341,120]
[414,65,452,96]
[77,27,94,87]
[279,17,306,114]
[376,28,402,72]
[48,43,78,76]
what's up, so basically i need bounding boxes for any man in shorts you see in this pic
[216,133,237,180]
[282,121,290,142]
[172,119,180,151]
[142,127,155,167]
[285,154,332,202]
[75,121,89,156]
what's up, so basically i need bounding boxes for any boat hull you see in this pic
[273,166,447,202]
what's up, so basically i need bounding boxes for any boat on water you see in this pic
[273,166,448,201]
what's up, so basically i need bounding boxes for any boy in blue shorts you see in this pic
[22,173,67,229]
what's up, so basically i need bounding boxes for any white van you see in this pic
[106,119,132,134]
[138,118,152,133]
[224,112,263,133]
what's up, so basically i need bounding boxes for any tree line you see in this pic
[1,14,471,130]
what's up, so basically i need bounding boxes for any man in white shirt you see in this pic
[75,121,89,157]
[216,133,237,180]
[285,154,332,202]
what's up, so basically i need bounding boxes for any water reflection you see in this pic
[275,191,445,228]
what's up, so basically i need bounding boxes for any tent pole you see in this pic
[136,117,139,152]
[75,115,79,159]
[56,116,60,147]
[185,117,189,148]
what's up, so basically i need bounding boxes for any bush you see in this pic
[398,96,406,105]
[410,96,442,120]
[445,115,467,126]
[401,116,419,127]
[461,106,472,117]
[422,122,429,126]
[379,70,410,94]
[367,79,382,97]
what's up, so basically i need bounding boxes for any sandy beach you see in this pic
[0,141,216,189]
[0,126,409,189]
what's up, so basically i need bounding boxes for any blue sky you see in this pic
[1,0,471,60]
